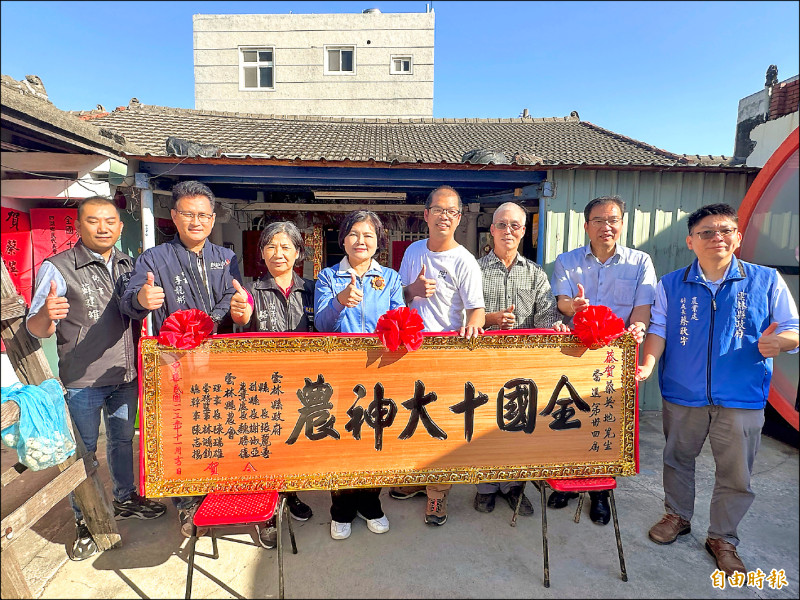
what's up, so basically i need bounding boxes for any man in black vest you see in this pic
[27,196,166,561]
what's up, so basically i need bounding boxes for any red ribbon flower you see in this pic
[375,307,425,352]
[572,305,625,349]
[158,309,214,349]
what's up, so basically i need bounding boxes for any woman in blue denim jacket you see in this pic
[314,210,404,540]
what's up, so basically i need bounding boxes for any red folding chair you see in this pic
[525,477,627,588]
[185,491,298,599]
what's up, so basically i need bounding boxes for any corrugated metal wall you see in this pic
[540,168,757,410]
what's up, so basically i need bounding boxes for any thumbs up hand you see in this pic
[137,271,165,311]
[499,304,516,329]
[758,322,782,358]
[408,264,437,300]
[230,279,251,323]
[337,272,364,308]
[44,280,70,321]
[572,283,590,314]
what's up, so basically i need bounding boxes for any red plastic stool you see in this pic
[185,491,298,599]
[539,477,627,587]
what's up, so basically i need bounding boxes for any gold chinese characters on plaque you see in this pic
[138,331,639,497]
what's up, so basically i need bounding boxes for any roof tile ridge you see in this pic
[580,121,685,162]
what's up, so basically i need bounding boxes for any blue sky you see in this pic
[1,1,798,156]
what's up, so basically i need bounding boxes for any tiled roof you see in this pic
[1,75,145,156]
[70,103,747,169]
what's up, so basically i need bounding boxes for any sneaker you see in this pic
[258,517,277,549]
[425,495,448,526]
[179,502,209,538]
[500,487,534,516]
[331,520,352,540]
[69,519,98,561]
[357,512,390,534]
[113,492,167,520]
[389,486,427,500]
[285,493,313,521]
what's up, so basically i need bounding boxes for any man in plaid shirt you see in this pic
[474,201,566,516]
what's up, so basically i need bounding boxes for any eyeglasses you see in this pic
[493,221,524,231]
[428,207,462,217]
[174,210,214,223]
[588,217,623,227]
[694,228,738,240]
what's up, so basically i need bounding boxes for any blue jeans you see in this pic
[66,380,138,520]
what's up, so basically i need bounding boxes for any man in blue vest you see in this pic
[637,203,798,577]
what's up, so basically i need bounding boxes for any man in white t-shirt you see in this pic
[390,185,486,526]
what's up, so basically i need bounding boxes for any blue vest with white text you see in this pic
[658,257,776,409]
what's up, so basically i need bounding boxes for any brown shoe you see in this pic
[648,513,691,544]
[424,491,448,526]
[705,538,746,577]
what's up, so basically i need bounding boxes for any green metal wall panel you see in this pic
[542,168,756,409]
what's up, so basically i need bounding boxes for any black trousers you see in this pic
[330,488,384,523]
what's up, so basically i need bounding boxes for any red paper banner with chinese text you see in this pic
[138,331,639,498]
[1,207,33,305]
[30,208,79,277]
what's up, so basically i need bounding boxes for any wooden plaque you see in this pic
[139,331,638,497]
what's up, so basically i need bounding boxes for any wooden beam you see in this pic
[0,400,19,431]
[0,547,32,599]
[0,458,88,552]
[0,152,113,174]
[1,463,27,489]
[237,202,425,212]
[0,295,27,321]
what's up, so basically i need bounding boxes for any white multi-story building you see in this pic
[193,8,434,118]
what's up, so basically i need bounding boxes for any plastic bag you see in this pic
[1,379,76,470]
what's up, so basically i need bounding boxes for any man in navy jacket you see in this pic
[637,203,798,577]
[121,180,240,536]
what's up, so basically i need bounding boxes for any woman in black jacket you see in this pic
[230,221,315,547]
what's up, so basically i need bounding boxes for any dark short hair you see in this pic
[583,195,626,221]
[258,221,306,263]
[77,196,119,219]
[425,185,462,211]
[687,203,738,233]
[171,180,215,211]
[338,210,386,251]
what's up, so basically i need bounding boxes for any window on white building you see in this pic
[325,46,355,74]
[391,55,413,74]
[240,47,274,90]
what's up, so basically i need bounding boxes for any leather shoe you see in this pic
[473,492,496,513]
[547,491,579,509]
[500,487,534,516]
[705,537,746,577]
[648,513,691,544]
[589,491,610,526]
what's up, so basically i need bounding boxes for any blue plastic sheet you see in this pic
[1,379,76,470]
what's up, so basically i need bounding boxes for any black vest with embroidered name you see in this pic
[45,241,138,387]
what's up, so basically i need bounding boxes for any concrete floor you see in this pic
[2,411,797,599]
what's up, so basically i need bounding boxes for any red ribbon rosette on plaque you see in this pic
[572,305,625,349]
[157,309,214,350]
[375,307,425,352]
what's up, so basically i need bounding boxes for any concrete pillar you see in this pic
[138,184,155,335]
